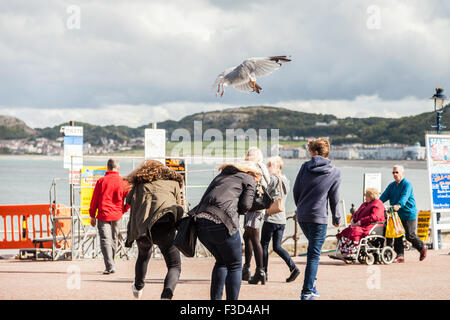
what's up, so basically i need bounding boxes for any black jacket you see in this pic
[193,165,256,236]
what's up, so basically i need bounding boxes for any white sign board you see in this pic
[145,129,166,161]
[425,134,450,213]
[425,134,450,250]
[62,126,83,170]
[363,173,382,200]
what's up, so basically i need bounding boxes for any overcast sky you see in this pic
[0,0,449,128]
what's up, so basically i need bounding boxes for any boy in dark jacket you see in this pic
[293,138,341,300]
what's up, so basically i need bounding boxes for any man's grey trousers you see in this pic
[97,220,120,272]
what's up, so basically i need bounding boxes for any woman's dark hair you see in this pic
[126,160,184,187]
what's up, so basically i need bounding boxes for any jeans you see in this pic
[196,218,242,300]
[97,220,119,271]
[394,218,424,257]
[134,222,181,298]
[261,221,296,273]
[298,222,327,295]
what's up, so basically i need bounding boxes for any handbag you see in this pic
[385,208,405,238]
[250,182,274,211]
[174,206,198,257]
[266,176,285,215]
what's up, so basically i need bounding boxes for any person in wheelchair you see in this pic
[335,188,385,259]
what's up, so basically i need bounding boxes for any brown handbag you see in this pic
[266,176,285,215]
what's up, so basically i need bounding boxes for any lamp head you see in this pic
[431,87,447,112]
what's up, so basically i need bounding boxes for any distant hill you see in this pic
[0,115,36,139]
[37,121,141,145]
[1,105,449,145]
[153,106,338,137]
[142,105,450,146]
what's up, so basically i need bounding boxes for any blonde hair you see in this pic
[267,156,284,171]
[245,146,263,163]
[218,161,262,178]
[365,188,380,201]
[307,138,330,158]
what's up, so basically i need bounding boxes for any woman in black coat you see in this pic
[193,161,259,300]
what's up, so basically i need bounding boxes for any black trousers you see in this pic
[393,218,424,257]
[134,222,181,298]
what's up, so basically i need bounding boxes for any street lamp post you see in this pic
[430,87,447,250]
[431,87,447,134]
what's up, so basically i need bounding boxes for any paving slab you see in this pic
[0,249,449,300]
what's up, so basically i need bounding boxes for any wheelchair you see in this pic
[329,222,396,265]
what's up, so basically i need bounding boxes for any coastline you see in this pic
[0,154,428,167]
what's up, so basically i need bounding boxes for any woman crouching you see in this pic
[125,160,184,300]
[193,161,260,300]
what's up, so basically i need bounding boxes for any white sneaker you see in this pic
[131,283,143,299]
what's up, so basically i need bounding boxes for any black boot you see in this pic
[248,267,266,285]
[242,264,251,281]
[286,268,300,283]
[161,288,173,300]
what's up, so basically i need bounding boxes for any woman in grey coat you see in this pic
[261,156,300,283]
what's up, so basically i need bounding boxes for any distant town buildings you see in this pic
[0,137,63,155]
[275,142,426,160]
[278,146,308,159]
[1,135,426,161]
[315,120,338,127]
[0,137,145,156]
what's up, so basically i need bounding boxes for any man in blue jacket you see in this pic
[380,165,427,263]
[293,138,341,300]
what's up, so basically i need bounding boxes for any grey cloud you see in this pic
[0,0,449,124]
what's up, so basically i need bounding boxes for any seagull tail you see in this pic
[269,55,292,63]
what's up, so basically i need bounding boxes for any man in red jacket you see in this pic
[90,158,130,274]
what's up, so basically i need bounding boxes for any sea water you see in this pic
[0,155,436,252]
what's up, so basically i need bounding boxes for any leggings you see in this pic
[134,222,181,298]
[243,226,263,269]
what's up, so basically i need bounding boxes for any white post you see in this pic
[340,199,348,228]
[431,211,439,250]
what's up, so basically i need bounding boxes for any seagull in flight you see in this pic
[213,55,291,97]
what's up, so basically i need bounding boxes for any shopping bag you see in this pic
[385,209,405,238]
[266,176,285,215]
[392,210,405,236]
[174,215,197,257]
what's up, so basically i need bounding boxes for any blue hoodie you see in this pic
[293,156,341,225]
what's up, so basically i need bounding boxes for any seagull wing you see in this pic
[243,56,291,78]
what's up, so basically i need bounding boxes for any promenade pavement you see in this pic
[0,249,449,300]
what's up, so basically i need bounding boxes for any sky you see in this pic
[0,0,449,128]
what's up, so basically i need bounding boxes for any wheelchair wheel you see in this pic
[357,253,365,264]
[365,253,375,265]
[380,246,395,264]
[358,256,365,264]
